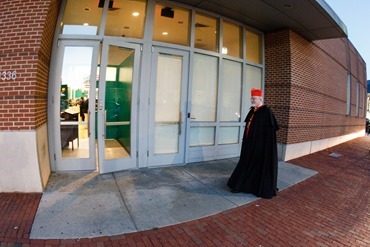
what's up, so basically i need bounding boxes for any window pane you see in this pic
[246,29,262,64]
[356,82,360,117]
[104,0,146,38]
[153,3,190,46]
[219,127,240,144]
[220,59,242,121]
[191,54,218,122]
[222,21,242,58]
[60,47,93,158]
[61,0,103,35]
[363,88,366,117]
[190,127,215,146]
[244,65,262,118]
[346,73,351,115]
[194,13,219,52]
[104,46,135,160]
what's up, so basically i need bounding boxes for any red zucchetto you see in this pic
[251,88,263,97]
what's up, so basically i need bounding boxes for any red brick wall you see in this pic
[265,29,367,144]
[264,29,292,144]
[0,0,61,131]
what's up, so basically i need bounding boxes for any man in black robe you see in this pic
[227,88,279,199]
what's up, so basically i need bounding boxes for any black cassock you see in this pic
[227,105,279,199]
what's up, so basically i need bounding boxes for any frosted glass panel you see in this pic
[220,59,242,121]
[154,53,182,154]
[155,54,182,122]
[154,124,179,153]
[191,54,218,121]
[189,127,215,146]
[219,127,239,144]
[244,65,262,118]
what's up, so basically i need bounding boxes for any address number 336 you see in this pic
[1,70,17,81]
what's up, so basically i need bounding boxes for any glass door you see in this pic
[97,40,140,173]
[53,40,99,171]
[148,47,189,166]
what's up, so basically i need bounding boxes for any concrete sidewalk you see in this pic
[0,136,369,246]
[29,160,316,239]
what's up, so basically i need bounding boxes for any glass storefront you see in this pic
[50,0,264,172]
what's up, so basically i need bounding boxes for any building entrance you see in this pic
[52,40,140,173]
[147,47,189,167]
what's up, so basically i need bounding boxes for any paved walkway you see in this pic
[29,161,316,240]
[1,136,369,246]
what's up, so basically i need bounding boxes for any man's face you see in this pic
[251,96,263,107]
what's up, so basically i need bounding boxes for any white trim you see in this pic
[0,130,45,192]
[278,130,365,161]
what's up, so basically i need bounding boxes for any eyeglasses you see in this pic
[250,97,261,100]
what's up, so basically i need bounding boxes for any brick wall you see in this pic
[0,0,61,131]
[264,29,291,144]
[265,29,367,144]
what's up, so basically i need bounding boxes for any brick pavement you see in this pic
[1,136,369,246]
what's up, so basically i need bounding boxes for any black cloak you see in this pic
[227,105,279,199]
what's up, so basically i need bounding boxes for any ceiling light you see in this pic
[83,23,89,26]
[162,32,168,35]
[132,12,139,16]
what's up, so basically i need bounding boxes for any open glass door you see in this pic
[54,40,99,171]
[97,40,140,173]
[148,47,189,166]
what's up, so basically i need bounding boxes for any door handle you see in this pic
[103,110,106,138]
[179,111,182,135]
[88,110,91,137]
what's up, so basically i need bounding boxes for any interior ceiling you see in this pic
[168,0,348,41]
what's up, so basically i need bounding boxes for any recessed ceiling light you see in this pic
[162,32,168,35]
[83,23,89,26]
[132,12,139,16]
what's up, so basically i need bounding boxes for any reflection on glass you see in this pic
[154,53,182,154]
[104,0,147,38]
[246,29,262,64]
[189,127,215,146]
[153,3,190,46]
[61,0,103,35]
[104,46,134,160]
[244,65,262,117]
[60,47,92,158]
[219,127,240,144]
[194,12,219,52]
[222,21,242,58]
[220,59,242,121]
[191,54,218,122]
